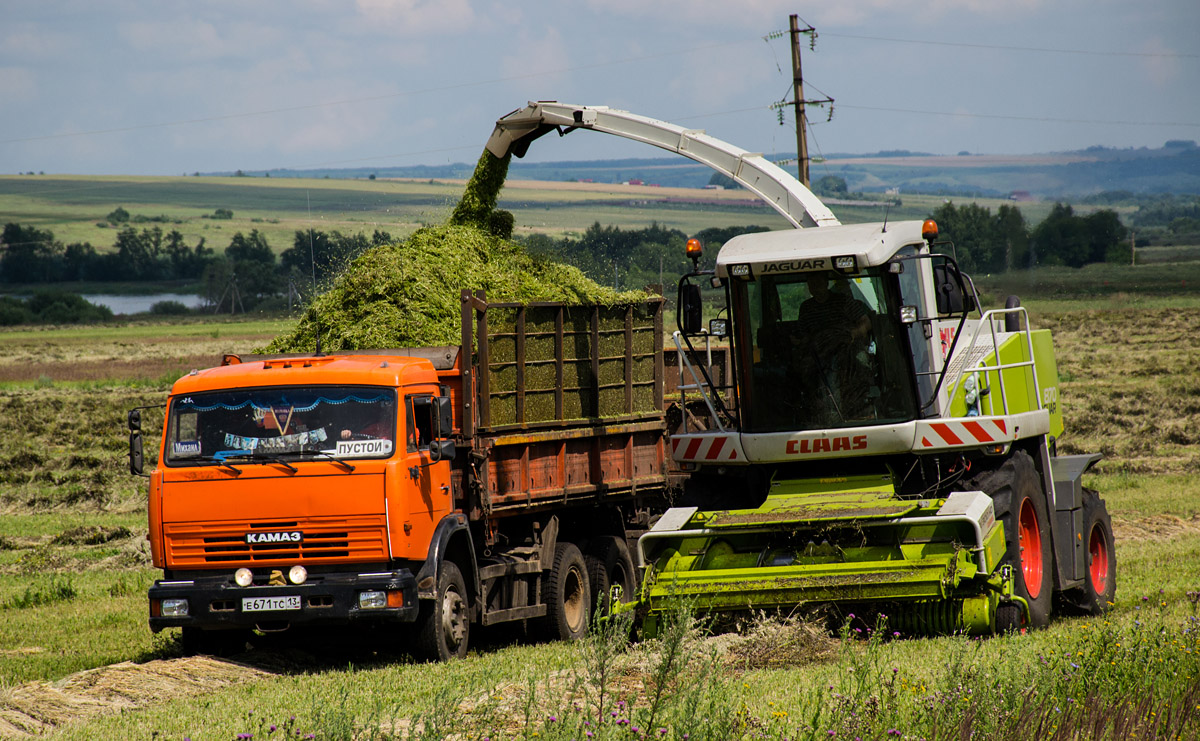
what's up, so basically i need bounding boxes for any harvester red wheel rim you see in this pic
[1018,498,1043,599]
[1088,522,1110,594]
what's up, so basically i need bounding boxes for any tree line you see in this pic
[931,202,1129,271]
[0,222,393,309]
[0,198,1132,317]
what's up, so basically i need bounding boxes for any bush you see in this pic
[149,300,190,315]
[0,296,32,326]
[25,291,113,324]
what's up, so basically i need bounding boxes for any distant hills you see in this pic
[218,140,1200,199]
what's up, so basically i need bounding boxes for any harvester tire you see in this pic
[972,451,1053,630]
[1062,489,1116,615]
[412,561,470,661]
[537,542,590,641]
[585,535,637,615]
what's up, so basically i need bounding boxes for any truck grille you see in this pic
[164,515,389,567]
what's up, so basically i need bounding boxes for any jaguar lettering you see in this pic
[760,258,828,274]
[245,531,303,544]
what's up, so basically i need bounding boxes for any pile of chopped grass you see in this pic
[266,149,653,352]
[265,223,647,352]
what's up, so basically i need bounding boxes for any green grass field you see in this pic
[0,294,1196,738]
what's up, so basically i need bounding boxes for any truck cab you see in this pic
[142,354,454,652]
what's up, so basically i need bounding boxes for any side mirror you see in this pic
[434,396,453,439]
[681,284,702,334]
[708,318,728,338]
[932,263,965,316]
[129,431,144,475]
[429,438,456,463]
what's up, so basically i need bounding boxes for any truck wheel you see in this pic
[974,451,1053,630]
[412,561,470,661]
[1063,490,1116,615]
[538,542,590,641]
[586,535,637,614]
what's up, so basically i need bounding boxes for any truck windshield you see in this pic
[737,268,917,432]
[164,386,397,465]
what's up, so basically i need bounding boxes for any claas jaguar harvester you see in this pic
[130,294,670,660]
[485,102,1115,635]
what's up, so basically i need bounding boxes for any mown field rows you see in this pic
[0,303,1196,738]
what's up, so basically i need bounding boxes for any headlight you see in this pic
[288,565,308,585]
[161,598,189,617]
[359,590,387,609]
[234,568,254,587]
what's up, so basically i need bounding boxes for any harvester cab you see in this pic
[485,101,1114,636]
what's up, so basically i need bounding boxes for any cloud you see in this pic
[1138,36,1181,88]
[0,67,36,101]
[353,0,474,34]
[584,0,1047,30]
[118,18,284,62]
[1,23,72,59]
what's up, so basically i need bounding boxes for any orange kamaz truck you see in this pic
[129,291,669,660]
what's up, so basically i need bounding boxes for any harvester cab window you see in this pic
[163,386,397,465]
[739,267,918,433]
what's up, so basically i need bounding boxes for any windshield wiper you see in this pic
[218,451,300,473]
[294,449,356,472]
[182,455,242,474]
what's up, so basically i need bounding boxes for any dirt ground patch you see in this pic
[0,655,274,737]
[1113,513,1200,542]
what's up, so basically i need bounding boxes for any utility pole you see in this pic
[785,15,831,188]
[790,15,811,188]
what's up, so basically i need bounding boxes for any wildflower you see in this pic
[893,631,900,638]
[549,716,558,723]
[269,726,277,734]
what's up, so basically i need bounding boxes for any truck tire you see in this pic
[537,542,590,641]
[585,535,637,614]
[971,451,1053,630]
[412,561,470,661]
[1062,489,1116,615]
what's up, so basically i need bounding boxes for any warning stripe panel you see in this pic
[918,418,1013,450]
[672,434,740,462]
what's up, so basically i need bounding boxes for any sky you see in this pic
[1,0,1198,176]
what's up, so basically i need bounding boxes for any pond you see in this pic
[83,293,208,315]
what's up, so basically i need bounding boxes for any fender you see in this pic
[415,512,479,606]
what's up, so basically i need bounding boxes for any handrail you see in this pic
[671,331,725,432]
[943,307,1042,416]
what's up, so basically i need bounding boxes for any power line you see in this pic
[837,103,1200,129]
[818,31,1200,59]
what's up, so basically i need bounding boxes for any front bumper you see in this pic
[148,568,419,632]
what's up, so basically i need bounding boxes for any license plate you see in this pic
[242,595,301,612]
